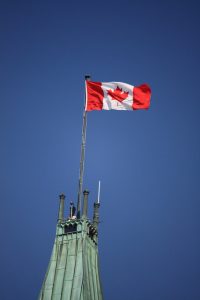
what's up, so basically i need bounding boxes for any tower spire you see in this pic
[38,191,103,300]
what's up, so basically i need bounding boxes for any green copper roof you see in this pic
[38,219,103,300]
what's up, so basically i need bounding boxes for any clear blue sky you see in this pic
[1,1,200,299]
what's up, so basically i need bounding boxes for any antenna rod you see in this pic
[97,180,101,204]
[77,75,91,218]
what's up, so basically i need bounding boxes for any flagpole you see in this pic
[77,75,91,218]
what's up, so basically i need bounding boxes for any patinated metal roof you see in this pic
[38,218,103,300]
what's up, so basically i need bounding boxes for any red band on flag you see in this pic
[133,84,151,110]
[86,81,104,111]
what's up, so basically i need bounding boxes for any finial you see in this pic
[58,193,65,222]
[82,190,89,218]
[83,190,89,195]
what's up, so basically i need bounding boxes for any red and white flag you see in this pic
[85,81,151,111]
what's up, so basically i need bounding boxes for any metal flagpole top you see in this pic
[85,75,91,80]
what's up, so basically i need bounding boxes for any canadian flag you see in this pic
[85,81,151,111]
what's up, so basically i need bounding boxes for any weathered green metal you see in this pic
[38,194,103,300]
[58,194,65,222]
[93,203,100,230]
[82,190,89,219]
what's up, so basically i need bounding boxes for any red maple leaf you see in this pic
[107,86,129,102]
